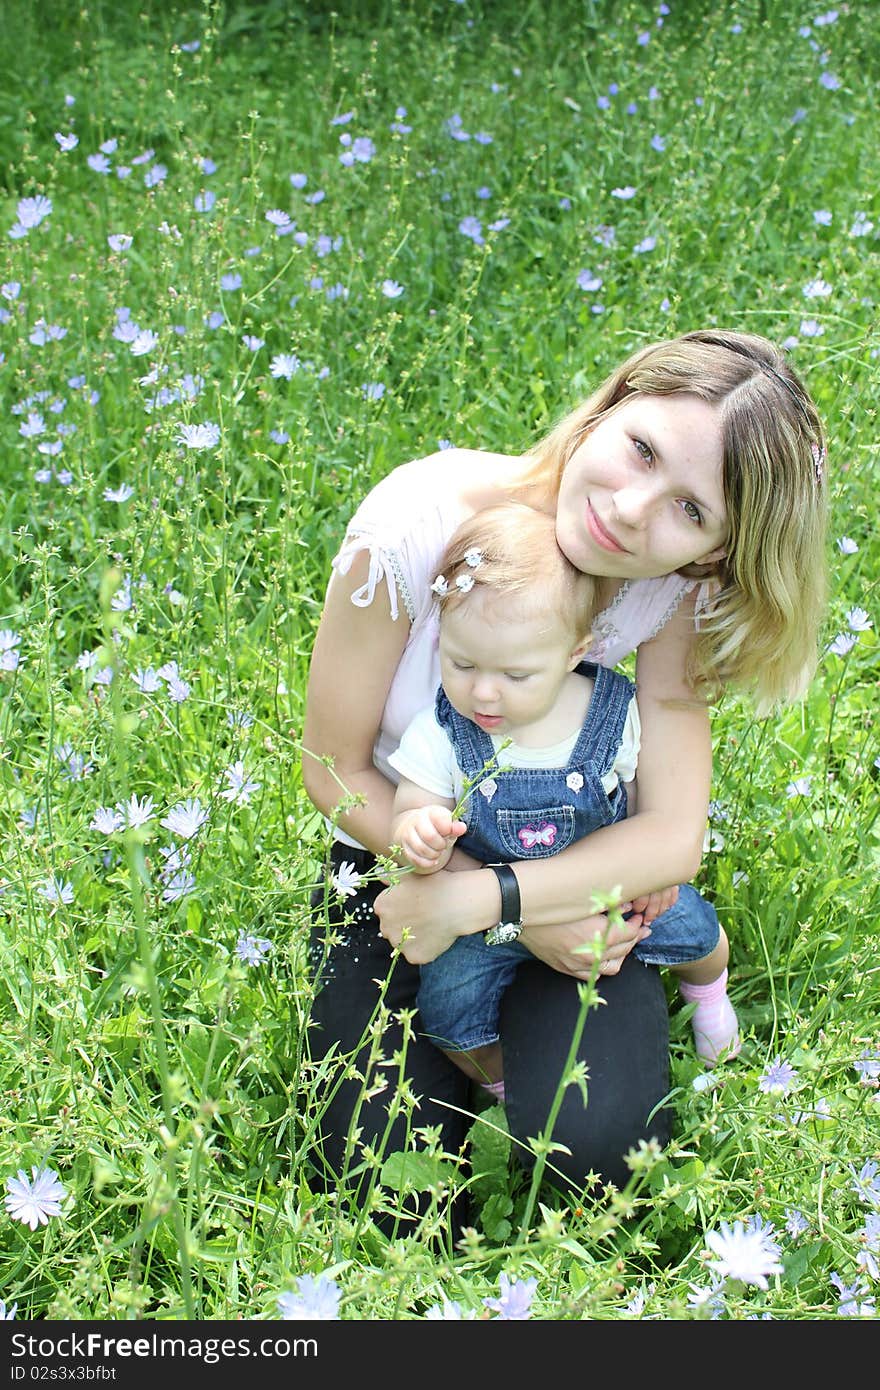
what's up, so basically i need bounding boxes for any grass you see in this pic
[0,0,878,1321]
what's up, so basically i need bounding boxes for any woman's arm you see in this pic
[301,550,410,855]
[513,590,711,926]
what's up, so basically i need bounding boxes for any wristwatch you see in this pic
[484,863,523,946]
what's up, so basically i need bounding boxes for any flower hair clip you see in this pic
[811,440,826,484]
[455,573,475,594]
[463,548,483,569]
[431,575,449,597]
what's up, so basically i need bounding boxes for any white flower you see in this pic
[705,1219,783,1289]
[39,877,74,905]
[235,933,272,965]
[0,1299,16,1318]
[425,1298,475,1319]
[103,483,134,502]
[430,575,449,597]
[802,277,832,298]
[846,606,872,632]
[837,536,858,554]
[107,234,132,252]
[16,196,52,229]
[463,548,483,569]
[5,1165,66,1230]
[331,861,362,898]
[270,354,301,380]
[165,674,191,703]
[160,798,209,839]
[381,279,404,298]
[176,422,220,451]
[90,806,124,835]
[132,668,162,693]
[220,760,261,805]
[454,573,475,593]
[118,794,156,828]
[161,871,196,903]
[785,777,812,797]
[277,1273,341,1320]
[130,329,159,357]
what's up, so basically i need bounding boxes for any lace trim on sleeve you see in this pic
[331,531,416,623]
[642,579,690,644]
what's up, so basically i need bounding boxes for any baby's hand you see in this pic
[395,805,467,873]
[629,885,679,926]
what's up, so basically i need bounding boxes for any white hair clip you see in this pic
[463,548,484,569]
[455,573,475,594]
[431,574,449,597]
[811,440,826,483]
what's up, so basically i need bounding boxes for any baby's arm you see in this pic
[390,778,467,874]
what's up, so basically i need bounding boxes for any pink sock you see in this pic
[679,968,741,1066]
[480,1079,506,1102]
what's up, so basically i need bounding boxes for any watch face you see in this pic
[485,920,523,946]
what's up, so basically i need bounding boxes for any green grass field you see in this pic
[0,0,877,1320]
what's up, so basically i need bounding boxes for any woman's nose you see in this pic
[611,485,654,528]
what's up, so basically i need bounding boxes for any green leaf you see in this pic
[379,1150,458,1193]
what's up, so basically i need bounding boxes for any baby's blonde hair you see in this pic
[434,502,598,646]
[518,329,828,712]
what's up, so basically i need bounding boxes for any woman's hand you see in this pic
[374,866,494,964]
[518,910,649,978]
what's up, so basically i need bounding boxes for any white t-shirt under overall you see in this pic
[387,690,640,806]
[329,452,709,850]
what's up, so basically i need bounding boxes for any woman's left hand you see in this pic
[374,866,492,964]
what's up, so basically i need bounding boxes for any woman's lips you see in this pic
[586,503,627,553]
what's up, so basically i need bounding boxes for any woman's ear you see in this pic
[568,634,593,669]
[698,545,727,565]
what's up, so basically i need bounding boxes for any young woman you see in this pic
[302,329,827,1204]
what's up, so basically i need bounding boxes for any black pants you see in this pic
[308,843,670,1205]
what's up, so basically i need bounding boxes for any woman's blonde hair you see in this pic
[519,329,828,712]
[434,502,598,645]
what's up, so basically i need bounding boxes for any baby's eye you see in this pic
[452,661,474,672]
[633,437,654,465]
[505,673,530,682]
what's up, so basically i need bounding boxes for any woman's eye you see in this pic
[633,437,654,465]
[681,500,703,525]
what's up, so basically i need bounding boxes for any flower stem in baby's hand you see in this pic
[450,738,513,821]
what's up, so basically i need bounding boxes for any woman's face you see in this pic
[554,392,729,581]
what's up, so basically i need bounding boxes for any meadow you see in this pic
[0,0,878,1321]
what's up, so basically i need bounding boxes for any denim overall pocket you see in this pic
[495,805,576,859]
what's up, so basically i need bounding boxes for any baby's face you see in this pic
[438,591,583,740]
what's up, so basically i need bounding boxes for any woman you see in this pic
[301,330,827,1207]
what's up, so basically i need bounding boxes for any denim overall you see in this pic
[416,662,721,1052]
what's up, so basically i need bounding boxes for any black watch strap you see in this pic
[484,863,523,946]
